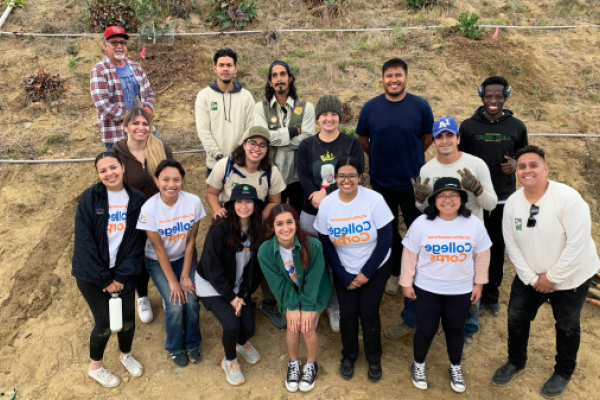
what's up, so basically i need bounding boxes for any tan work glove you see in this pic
[411,177,431,203]
[457,168,483,197]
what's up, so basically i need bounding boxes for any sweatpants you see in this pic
[77,278,136,361]
[200,296,256,361]
[334,258,391,363]
[413,286,471,365]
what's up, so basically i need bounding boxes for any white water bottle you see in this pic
[109,293,123,332]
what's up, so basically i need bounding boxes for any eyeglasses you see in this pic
[436,193,460,201]
[108,40,128,47]
[245,139,268,149]
[336,173,359,181]
[527,204,539,228]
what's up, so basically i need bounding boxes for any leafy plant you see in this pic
[87,0,162,32]
[406,0,435,8]
[340,127,356,136]
[66,44,78,56]
[23,69,67,103]
[7,0,26,8]
[205,0,257,31]
[509,62,522,76]
[456,12,484,40]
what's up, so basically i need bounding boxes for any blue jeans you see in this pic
[402,296,479,337]
[146,254,201,354]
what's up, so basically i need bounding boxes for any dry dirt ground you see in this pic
[1,0,600,399]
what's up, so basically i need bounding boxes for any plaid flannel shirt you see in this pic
[90,56,154,143]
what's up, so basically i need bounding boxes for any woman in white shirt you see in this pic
[314,157,394,383]
[136,159,206,367]
[400,177,491,393]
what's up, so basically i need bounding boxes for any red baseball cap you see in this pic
[103,26,129,40]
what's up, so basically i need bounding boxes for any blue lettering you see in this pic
[433,244,440,254]
[457,245,465,253]
[165,228,172,236]
[441,244,448,253]
[341,227,348,235]
[465,243,472,252]
[363,221,371,231]
[425,244,432,252]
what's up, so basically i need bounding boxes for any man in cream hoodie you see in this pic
[195,48,255,177]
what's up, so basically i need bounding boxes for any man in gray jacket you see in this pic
[254,60,315,215]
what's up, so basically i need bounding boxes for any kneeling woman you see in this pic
[400,177,491,393]
[258,204,331,393]
[314,156,394,383]
[72,152,147,388]
[136,159,206,367]
[196,185,264,386]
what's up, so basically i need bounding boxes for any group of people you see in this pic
[74,25,600,398]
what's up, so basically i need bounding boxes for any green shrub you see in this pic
[406,0,435,8]
[205,0,257,31]
[456,12,484,40]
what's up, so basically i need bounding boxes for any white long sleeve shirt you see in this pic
[417,152,498,222]
[503,181,600,290]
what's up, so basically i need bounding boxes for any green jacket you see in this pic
[258,235,331,313]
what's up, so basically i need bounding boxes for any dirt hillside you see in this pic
[0,0,599,398]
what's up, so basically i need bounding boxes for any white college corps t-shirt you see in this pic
[314,186,394,275]
[403,214,492,295]
[279,245,298,287]
[137,191,206,262]
[107,189,129,268]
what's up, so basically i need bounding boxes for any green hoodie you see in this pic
[258,235,331,313]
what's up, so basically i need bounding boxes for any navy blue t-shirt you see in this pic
[356,93,434,190]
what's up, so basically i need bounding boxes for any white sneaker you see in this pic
[326,307,340,333]
[137,296,154,323]
[411,361,427,390]
[286,360,301,392]
[449,363,466,393]
[236,341,261,364]
[120,354,143,377]
[88,366,120,388]
[222,358,245,386]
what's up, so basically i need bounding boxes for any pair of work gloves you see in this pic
[411,168,483,203]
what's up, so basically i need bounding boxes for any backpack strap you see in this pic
[258,170,272,191]
[222,156,247,185]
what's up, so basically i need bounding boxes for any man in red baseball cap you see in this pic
[90,26,154,150]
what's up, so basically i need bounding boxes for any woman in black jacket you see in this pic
[195,184,264,386]
[71,152,147,388]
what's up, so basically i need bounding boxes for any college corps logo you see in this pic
[515,218,522,231]
[211,101,218,111]
[139,212,147,223]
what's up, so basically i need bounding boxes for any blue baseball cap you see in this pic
[432,117,459,138]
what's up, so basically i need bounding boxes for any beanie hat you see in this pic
[315,95,343,119]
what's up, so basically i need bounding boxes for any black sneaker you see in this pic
[449,363,466,393]
[187,348,202,364]
[171,351,189,367]
[491,362,526,386]
[541,373,571,398]
[261,302,287,329]
[368,362,382,383]
[339,357,355,380]
[485,302,501,315]
[299,362,318,392]
[411,361,427,390]
[285,360,301,392]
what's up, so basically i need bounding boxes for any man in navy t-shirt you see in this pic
[356,57,434,339]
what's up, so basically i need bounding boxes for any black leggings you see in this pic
[200,296,256,361]
[413,286,471,365]
[136,267,151,297]
[77,279,136,361]
[334,258,391,363]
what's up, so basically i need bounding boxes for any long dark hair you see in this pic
[210,199,264,253]
[424,190,472,220]
[264,69,298,102]
[263,204,315,269]
[231,141,273,173]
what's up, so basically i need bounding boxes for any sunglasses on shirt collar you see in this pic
[527,204,539,228]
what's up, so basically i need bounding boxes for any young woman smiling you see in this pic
[136,159,206,367]
[207,126,288,329]
[196,185,264,386]
[110,107,174,325]
[400,177,491,393]
[297,95,364,333]
[258,204,330,393]
[313,157,394,383]
[72,152,147,388]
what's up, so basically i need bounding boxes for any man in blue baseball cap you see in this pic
[388,116,497,357]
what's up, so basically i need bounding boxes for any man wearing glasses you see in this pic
[411,117,497,358]
[493,145,599,398]
[91,26,154,150]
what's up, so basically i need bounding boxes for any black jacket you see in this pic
[71,181,147,290]
[197,222,262,302]
[459,107,528,201]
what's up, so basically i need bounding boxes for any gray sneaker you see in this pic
[462,337,473,359]
[384,322,415,339]
[236,341,261,364]
[261,302,287,329]
[222,358,245,386]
